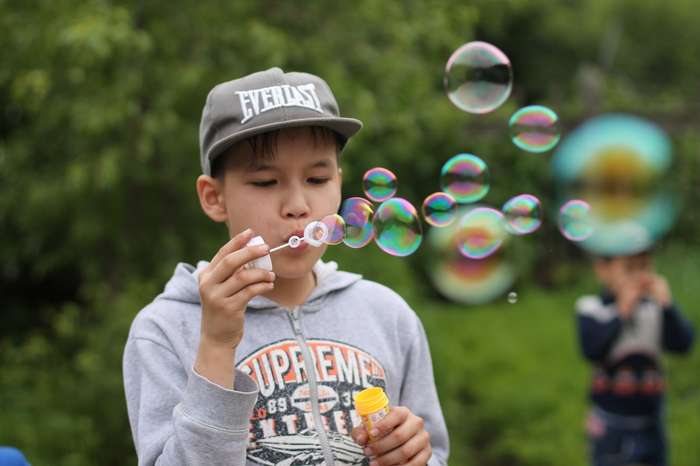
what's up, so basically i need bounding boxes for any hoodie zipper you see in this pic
[288,306,335,466]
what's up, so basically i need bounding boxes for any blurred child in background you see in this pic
[576,250,695,466]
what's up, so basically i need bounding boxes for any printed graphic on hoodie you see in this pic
[238,339,388,466]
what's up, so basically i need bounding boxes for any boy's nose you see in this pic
[282,187,311,219]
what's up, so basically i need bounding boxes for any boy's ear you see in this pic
[196,175,228,223]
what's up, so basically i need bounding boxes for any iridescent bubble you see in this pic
[339,197,374,248]
[502,194,542,235]
[426,207,515,305]
[303,221,329,247]
[373,198,423,257]
[422,192,457,227]
[363,167,398,203]
[320,214,345,245]
[558,199,594,242]
[509,105,561,153]
[551,114,677,256]
[444,41,513,114]
[456,207,507,259]
[440,154,490,203]
[507,291,518,304]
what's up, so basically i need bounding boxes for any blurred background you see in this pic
[1,0,698,465]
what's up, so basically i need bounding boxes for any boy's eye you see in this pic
[250,180,277,187]
[308,177,329,185]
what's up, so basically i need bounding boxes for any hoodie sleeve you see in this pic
[123,336,259,466]
[575,296,622,362]
[661,303,695,354]
[398,314,450,466]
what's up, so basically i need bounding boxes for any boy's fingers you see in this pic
[351,426,369,446]
[210,243,270,284]
[371,406,408,438]
[366,409,421,456]
[217,269,275,299]
[406,446,431,466]
[371,429,429,465]
[209,229,255,268]
[229,281,276,306]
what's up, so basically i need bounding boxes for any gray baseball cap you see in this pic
[199,67,363,175]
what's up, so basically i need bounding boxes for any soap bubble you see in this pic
[320,214,346,245]
[456,207,508,259]
[373,198,423,257]
[507,291,518,304]
[426,208,515,305]
[440,153,490,203]
[303,221,329,247]
[444,41,513,114]
[502,194,542,235]
[422,192,457,227]
[363,167,398,203]
[340,197,375,248]
[558,199,594,242]
[509,105,561,153]
[551,113,677,255]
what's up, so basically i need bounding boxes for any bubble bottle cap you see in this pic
[244,236,273,271]
[354,386,389,416]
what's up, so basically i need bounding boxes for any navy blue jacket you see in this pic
[576,291,694,416]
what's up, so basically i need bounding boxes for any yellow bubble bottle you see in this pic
[354,387,391,441]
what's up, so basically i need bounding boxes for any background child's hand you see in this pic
[197,228,275,349]
[615,283,642,320]
[351,406,432,466]
[640,273,672,308]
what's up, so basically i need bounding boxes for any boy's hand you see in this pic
[195,229,274,388]
[351,406,431,466]
[615,283,641,320]
[197,229,275,349]
[640,273,672,308]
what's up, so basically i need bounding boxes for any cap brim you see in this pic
[207,116,363,170]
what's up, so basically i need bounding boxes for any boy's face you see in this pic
[594,252,653,290]
[207,128,342,279]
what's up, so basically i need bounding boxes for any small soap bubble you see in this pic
[444,41,513,114]
[507,291,518,304]
[373,198,423,256]
[502,194,542,235]
[422,192,457,227]
[440,154,490,204]
[509,105,561,153]
[288,236,302,248]
[320,214,346,245]
[558,199,594,242]
[304,221,329,247]
[363,167,398,203]
[340,197,375,248]
[456,207,507,259]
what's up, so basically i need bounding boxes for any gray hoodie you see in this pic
[123,260,449,466]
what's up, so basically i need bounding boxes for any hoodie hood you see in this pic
[156,259,362,311]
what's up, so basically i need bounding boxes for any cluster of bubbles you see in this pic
[297,41,676,305]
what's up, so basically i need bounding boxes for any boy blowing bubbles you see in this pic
[123,68,449,466]
[577,250,694,466]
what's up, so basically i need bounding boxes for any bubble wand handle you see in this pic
[268,235,304,254]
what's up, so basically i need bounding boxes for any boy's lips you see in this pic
[284,230,305,243]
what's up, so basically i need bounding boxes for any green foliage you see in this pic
[1,0,699,465]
